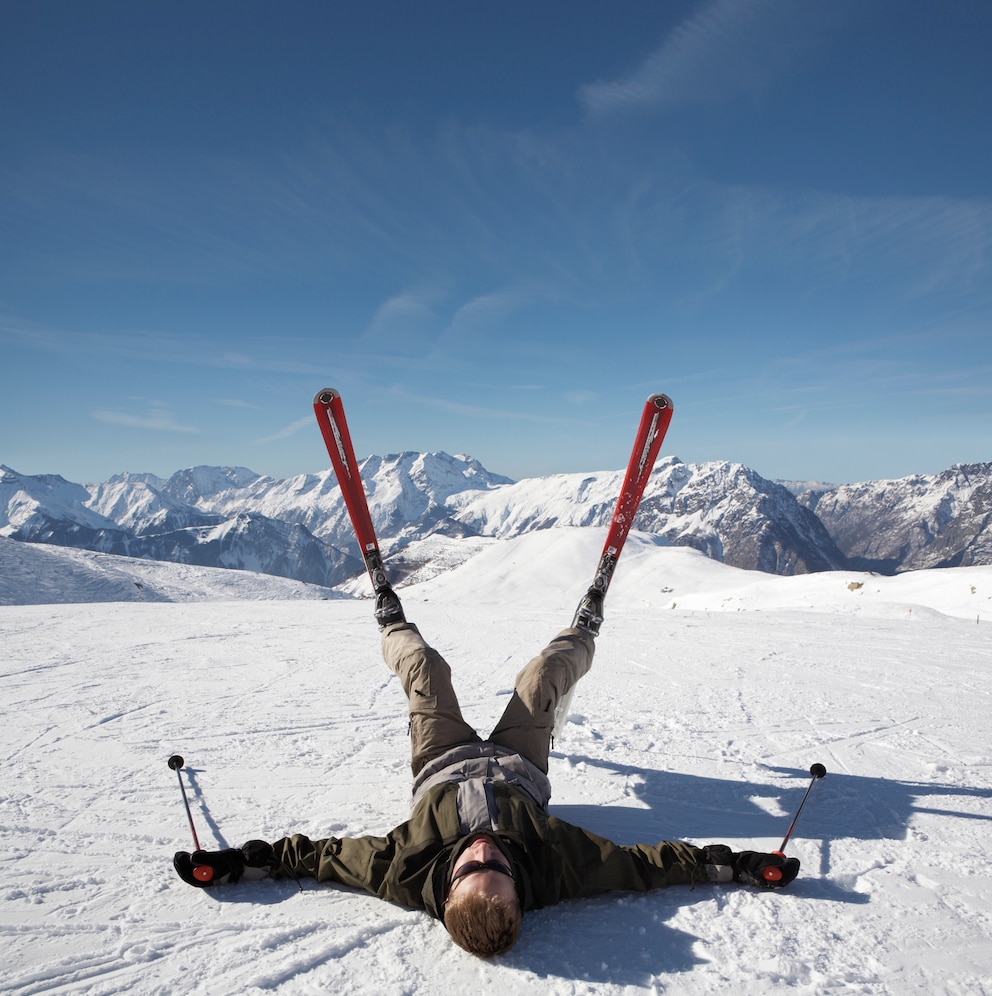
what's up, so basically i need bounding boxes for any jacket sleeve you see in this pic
[544,817,707,901]
[268,832,399,896]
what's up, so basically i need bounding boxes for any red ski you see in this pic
[555,392,673,737]
[312,388,390,594]
[587,392,674,603]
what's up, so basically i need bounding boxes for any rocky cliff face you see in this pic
[800,463,992,572]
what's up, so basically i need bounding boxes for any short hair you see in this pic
[444,890,522,957]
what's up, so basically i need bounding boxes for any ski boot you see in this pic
[374,584,406,630]
[571,588,604,636]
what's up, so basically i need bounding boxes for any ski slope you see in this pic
[2,531,991,994]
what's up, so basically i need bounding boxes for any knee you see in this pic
[514,656,573,710]
[395,648,450,699]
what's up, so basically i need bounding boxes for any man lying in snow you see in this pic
[174,587,799,957]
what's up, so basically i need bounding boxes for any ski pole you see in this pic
[763,762,827,882]
[168,754,214,883]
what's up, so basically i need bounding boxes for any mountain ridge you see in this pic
[798,461,992,572]
[2,455,989,588]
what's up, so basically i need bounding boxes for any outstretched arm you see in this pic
[551,833,708,898]
[540,817,799,903]
[172,824,445,908]
[594,840,800,893]
[268,832,397,893]
[173,832,397,896]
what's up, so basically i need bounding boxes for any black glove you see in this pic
[732,850,800,889]
[174,848,245,888]
[173,840,274,889]
[700,845,800,889]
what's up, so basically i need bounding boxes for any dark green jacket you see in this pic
[269,777,707,919]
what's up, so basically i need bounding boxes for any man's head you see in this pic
[443,833,521,957]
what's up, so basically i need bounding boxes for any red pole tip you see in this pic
[762,865,784,882]
[193,865,215,883]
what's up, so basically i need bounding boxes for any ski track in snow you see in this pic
[1,534,991,994]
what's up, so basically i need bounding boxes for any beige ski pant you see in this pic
[380,623,595,776]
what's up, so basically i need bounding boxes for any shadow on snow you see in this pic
[550,753,991,850]
[181,757,991,983]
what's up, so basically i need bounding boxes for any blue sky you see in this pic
[2,1,990,486]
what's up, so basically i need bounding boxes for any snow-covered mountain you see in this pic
[447,456,845,575]
[798,462,992,572]
[0,464,358,587]
[2,455,990,589]
[0,456,841,587]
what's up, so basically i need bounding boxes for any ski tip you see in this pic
[647,393,673,411]
[313,388,340,406]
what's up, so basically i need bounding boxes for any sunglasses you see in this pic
[448,858,514,891]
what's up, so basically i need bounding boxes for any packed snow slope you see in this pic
[2,529,991,995]
[0,536,340,605]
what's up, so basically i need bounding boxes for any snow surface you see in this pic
[0,537,339,605]
[2,529,992,994]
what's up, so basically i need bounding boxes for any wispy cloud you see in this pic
[386,387,577,425]
[800,192,988,301]
[445,290,527,336]
[428,288,534,364]
[216,351,325,375]
[255,415,312,444]
[91,406,199,434]
[214,398,258,409]
[665,179,992,310]
[362,287,442,348]
[0,319,327,376]
[579,0,847,115]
